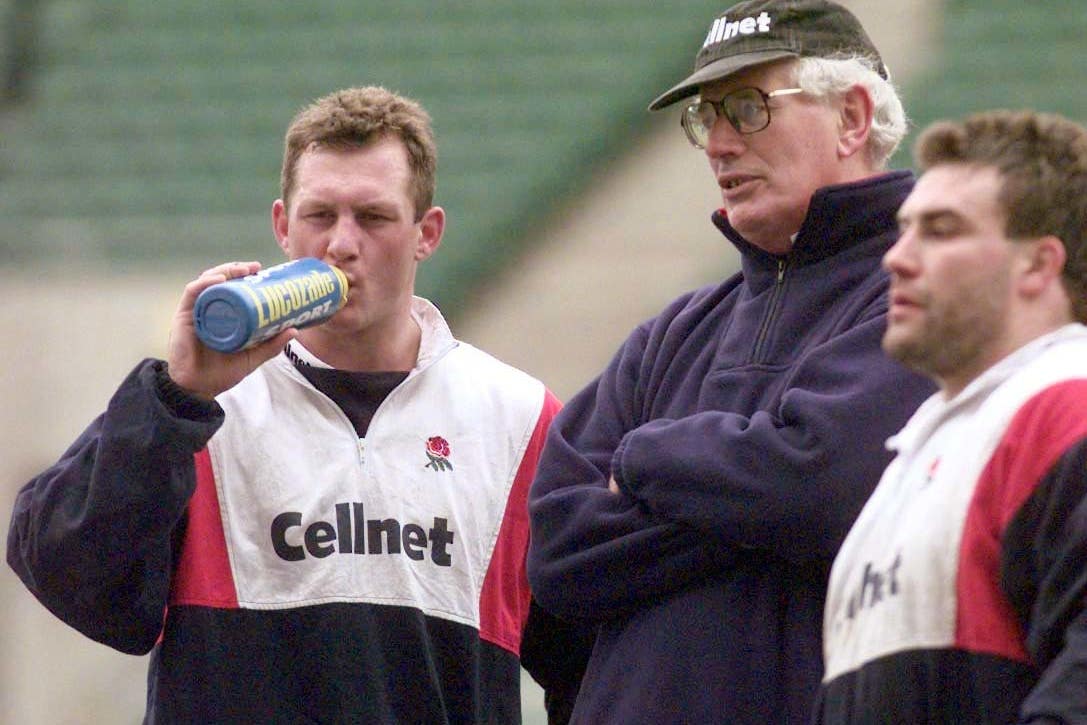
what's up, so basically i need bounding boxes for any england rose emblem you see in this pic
[424,436,453,471]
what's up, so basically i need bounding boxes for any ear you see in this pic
[415,206,445,262]
[837,84,874,161]
[1017,235,1067,297]
[271,199,291,256]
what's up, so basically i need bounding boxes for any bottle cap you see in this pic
[193,288,256,352]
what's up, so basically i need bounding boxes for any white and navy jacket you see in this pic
[816,324,1087,723]
[8,297,560,723]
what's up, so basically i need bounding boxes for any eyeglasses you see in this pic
[680,86,805,149]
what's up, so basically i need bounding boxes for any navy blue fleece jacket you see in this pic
[526,171,937,724]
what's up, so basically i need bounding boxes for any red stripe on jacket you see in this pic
[956,379,1087,660]
[169,448,239,608]
[479,389,562,655]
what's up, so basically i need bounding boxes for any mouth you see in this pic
[336,281,360,307]
[717,173,759,195]
[888,290,922,318]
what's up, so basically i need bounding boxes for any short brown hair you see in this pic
[280,86,437,220]
[914,110,1087,321]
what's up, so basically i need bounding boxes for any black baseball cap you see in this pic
[649,0,887,111]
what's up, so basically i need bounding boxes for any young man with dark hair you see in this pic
[818,109,1087,723]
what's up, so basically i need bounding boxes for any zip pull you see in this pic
[751,256,790,363]
[357,438,366,465]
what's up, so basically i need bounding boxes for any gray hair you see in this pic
[791,56,908,168]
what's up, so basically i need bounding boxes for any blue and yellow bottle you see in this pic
[193,258,349,353]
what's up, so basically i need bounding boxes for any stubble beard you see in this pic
[884,282,1009,385]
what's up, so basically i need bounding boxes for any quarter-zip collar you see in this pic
[711,170,914,293]
[272,296,458,381]
[887,323,1087,459]
[409,296,459,374]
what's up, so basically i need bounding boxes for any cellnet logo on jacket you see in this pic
[268,500,456,566]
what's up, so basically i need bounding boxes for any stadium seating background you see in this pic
[1,1,1085,722]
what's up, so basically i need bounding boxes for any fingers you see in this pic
[178,261,264,315]
[167,261,274,399]
[245,329,298,368]
[200,260,262,279]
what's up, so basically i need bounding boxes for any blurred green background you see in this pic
[1,1,1085,722]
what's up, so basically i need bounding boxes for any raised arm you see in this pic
[6,261,291,653]
[7,360,222,653]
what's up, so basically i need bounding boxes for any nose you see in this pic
[325,215,362,263]
[883,228,918,277]
[703,115,746,159]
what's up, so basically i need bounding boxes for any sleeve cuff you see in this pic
[610,431,634,495]
[150,360,222,421]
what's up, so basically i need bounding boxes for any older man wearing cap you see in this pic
[524,1,935,722]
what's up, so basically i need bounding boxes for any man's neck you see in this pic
[296,313,422,373]
[939,317,1075,400]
